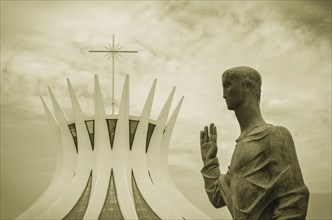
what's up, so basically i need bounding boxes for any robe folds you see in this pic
[201,124,309,219]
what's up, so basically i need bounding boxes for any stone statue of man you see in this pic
[200,66,309,219]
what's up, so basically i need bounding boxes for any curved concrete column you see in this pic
[161,96,184,183]
[40,96,63,189]
[48,87,78,175]
[131,80,182,219]
[147,87,175,172]
[84,75,111,219]
[149,97,210,219]
[25,88,77,219]
[41,79,94,219]
[112,75,138,220]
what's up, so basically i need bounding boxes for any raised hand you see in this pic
[200,123,218,164]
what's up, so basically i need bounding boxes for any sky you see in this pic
[1,1,331,219]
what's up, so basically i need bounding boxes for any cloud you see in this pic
[1,1,331,218]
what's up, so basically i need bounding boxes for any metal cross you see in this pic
[89,35,138,115]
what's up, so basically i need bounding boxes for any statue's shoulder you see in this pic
[266,126,295,150]
[269,125,293,138]
[237,124,293,143]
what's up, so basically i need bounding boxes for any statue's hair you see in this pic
[223,66,262,101]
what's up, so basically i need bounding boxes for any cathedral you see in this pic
[16,74,209,219]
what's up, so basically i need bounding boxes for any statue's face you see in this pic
[222,74,246,110]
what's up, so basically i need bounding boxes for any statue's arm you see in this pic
[200,124,227,208]
[200,157,227,208]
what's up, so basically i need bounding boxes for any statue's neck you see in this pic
[234,99,266,135]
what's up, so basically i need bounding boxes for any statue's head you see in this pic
[222,66,262,110]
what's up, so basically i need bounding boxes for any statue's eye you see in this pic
[224,83,230,88]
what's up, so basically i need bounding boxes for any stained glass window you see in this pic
[68,123,78,153]
[63,171,92,220]
[132,172,160,220]
[106,119,117,149]
[85,120,95,151]
[146,123,156,153]
[129,120,139,150]
[99,170,124,220]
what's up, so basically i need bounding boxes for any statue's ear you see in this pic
[244,81,254,93]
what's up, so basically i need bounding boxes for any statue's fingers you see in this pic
[212,134,217,144]
[200,130,204,146]
[213,125,217,140]
[210,123,214,136]
[204,126,209,142]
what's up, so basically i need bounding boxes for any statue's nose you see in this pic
[223,92,227,99]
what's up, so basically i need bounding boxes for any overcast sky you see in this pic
[1,1,331,219]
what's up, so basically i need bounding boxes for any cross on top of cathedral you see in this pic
[89,35,138,115]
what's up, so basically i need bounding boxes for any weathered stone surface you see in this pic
[200,66,309,219]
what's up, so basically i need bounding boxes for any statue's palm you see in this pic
[200,123,218,163]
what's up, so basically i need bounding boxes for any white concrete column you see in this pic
[84,75,111,219]
[112,75,138,220]
[41,79,94,219]
[149,95,210,219]
[33,88,77,219]
[48,87,78,176]
[147,87,175,172]
[131,80,182,219]
[161,96,184,182]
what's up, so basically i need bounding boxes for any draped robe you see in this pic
[201,124,309,219]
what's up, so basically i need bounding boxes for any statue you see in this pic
[200,66,309,219]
